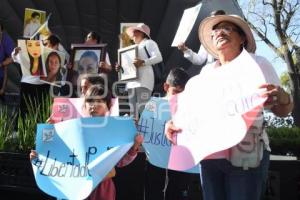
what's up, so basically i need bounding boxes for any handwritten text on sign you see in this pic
[33,117,136,200]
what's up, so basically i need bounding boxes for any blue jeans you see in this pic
[200,150,270,200]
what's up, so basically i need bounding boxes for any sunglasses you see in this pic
[211,25,238,37]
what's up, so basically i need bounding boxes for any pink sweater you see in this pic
[86,151,138,200]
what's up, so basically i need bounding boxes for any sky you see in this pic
[255,38,287,77]
[238,0,290,78]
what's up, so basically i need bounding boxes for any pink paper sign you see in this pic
[50,98,119,123]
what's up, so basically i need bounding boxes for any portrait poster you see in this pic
[119,23,140,48]
[40,47,66,84]
[23,8,46,38]
[118,44,138,81]
[71,44,106,76]
[18,39,47,77]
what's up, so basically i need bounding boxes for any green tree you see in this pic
[239,0,300,126]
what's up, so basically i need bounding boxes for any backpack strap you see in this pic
[144,46,151,59]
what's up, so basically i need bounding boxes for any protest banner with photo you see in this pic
[23,8,46,39]
[138,97,199,173]
[18,39,47,77]
[32,117,136,200]
[169,49,268,171]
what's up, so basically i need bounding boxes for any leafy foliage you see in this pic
[267,126,300,157]
[0,94,52,152]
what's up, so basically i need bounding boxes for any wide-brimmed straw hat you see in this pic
[126,23,151,39]
[198,14,256,58]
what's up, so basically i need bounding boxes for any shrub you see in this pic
[0,94,52,152]
[267,127,300,157]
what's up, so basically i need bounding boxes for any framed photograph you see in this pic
[118,44,138,81]
[70,43,107,75]
[119,23,140,48]
[23,8,46,38]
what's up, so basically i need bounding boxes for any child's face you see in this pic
[80,79,91,96]
[26,40,41,58]
[167,85,184,96]
[85,97,109,116]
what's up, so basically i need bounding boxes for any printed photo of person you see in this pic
[26,40,46,76]
[74,50,100,75]
[42,48,66,83]
[23,8,46,38]
[17,39,47,77]
[119,23,140,48]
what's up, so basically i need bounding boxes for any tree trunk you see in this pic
[289,73,300,127]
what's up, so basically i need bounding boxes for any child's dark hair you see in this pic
[166,68,189,88]
[81,74,106,86]
[84,84,112,109]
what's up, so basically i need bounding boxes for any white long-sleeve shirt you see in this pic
[126,38,163,91]
[183,45,214,65]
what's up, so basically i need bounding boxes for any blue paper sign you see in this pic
[138,97,199,173]
[32,117,136,200]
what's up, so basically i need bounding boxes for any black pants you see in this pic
[144,162,193,200]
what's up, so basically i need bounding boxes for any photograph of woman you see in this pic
[26,40,46,77]
[44,51,62,83]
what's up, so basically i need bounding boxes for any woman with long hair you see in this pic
[26,40,45,76]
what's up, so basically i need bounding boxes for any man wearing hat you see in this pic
[165,14,293,200]
[123,23,163,118]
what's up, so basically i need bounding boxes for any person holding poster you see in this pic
[85,31,112,73]
[118,23,163,118]
[12,34,64,116]
[165,14,293,200]
[144,68,191,200]
[177,10,225,66]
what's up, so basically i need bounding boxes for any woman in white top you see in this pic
[124,23,163,118]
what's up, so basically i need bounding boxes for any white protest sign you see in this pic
[170,49,267,170]
[171,4,202,47]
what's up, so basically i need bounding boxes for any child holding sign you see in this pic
[144,68,191,200]
[30,84,143,200]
